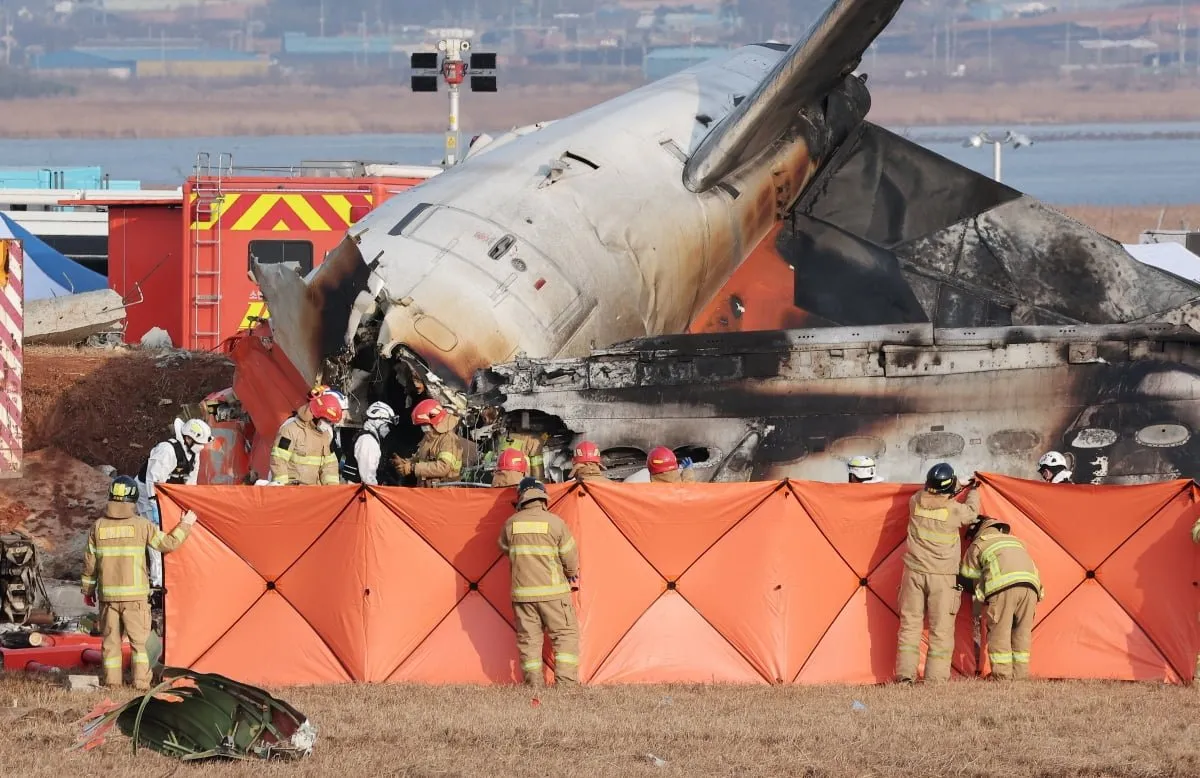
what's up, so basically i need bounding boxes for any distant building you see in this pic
[69,46,272,78]
[643,45,727,81]
[29,49,135,79]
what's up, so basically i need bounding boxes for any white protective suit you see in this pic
[352,418,391,486]
[137,418,205,587]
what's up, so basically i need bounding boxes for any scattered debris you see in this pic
[157,398,173,406]
[642,753,668,767]
[25,289,125,346]
[73,668,317,761]
[851,700,867,712]
[138,327,174,350]
[64,674,100,692]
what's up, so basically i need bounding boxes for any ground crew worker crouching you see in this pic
[960,517,1043,679]
[499,480,581,687]
[394,399,464,487]
[270,393,344,485]
[569,440,607,483]
[493,448,529,488]
[895,463,981,683]
[81,476,196,689]
[647,446,696,483]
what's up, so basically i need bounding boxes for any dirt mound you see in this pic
[0,448,112,578]
[23,346,235,475]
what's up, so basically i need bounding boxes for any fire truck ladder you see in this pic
[190,152,232,350]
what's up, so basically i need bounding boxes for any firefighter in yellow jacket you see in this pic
[269,393,344,485]
[393,399,464,487]
[960,516,1043,680]
[569,440,607,483]
[492,448,528,488]
[647,447,697,483]
[498,480,581,686]
[81,476,195,689]
[895,462,981,683]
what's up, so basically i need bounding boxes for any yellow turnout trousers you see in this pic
[896,568,961,682]
[513,597,580,686]
[985,585,1037,680]
[100,600,151,688]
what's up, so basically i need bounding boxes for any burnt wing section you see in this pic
[786,122,1200,328]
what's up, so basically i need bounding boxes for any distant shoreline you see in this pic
[5,79,1200,140]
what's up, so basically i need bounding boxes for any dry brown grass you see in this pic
[2,674,1198,777]
[5,79,1200,139]
[1059,205,1200,243]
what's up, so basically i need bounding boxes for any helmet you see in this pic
[308,383,330,398]
[847,455,877,481]
[109,475,139,503]
[365,401,397,422]
[308,393,344,425]
[925,463,957,494]
[647,446,677,475]
[517,479,549,507]
[325,389,349,414]
[574,440,601,464]
[497,448,529,474]
[176,417,213,446]
[411,399,448,427]
[1038,451,1068,470]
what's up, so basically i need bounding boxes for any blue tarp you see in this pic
[0,213,107,300]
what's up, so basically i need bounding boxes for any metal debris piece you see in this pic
[72,668,317,761]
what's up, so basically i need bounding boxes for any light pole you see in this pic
[963,130,1032,183]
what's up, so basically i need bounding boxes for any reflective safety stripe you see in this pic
[290,454,326,467]
[984,571,1042,597]
[512,521,550,535]
[437,451,462,469]
[103,656,122,668]
[132,651,150,665]
[100,584,150,597]
[927,649,952,658]
[989,651,1014,664]
[897,645,920,653]
[271,474,289,484]
[322,454,338,465]
[513,583,571,598]
[94,546,146,557]
[959,564,982,579]
[97,526,136,540]
[1012,651,1030,664]
[559,537,576,555]
[913,506,950,521]
[521,659,543,671]
[529,455,544,466]
[555,653,579,666]
[271,447,294,461]
[80,576,96,585]
[509,546,562,557]
[915,526,960,545]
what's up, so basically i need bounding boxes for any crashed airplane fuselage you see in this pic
[250,0,1200,485]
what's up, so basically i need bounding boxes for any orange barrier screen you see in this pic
[157,475,1200,686]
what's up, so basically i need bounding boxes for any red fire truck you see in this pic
[82,153,441,350]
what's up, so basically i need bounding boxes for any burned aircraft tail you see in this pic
[783,123,1200,328]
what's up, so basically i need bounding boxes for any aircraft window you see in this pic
[562,151,599,170]
[986,429,1041,455]
[907,431,965,458]
[1135,424,1190,448]
[1071,428,1118,449]
[489,234,516,260]
[248,240,313,276]
[829,435,885,459]
[388,202,433,236]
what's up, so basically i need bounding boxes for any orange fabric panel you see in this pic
[1031,580,1180,682]
[678,488,858,684]
[981,474,1189,571]
[191,592,354,685]
[387,592,522,684]
[794,587,900,684]
[589,592,768,685]
[158,484,356,581]
[584,480,778,581]
[229,324,309,480]
[790,481,913,576]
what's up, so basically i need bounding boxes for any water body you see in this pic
[0,121,1196,205]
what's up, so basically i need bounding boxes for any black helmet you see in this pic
[925,463,957,494]
[517,476,541,494]
[109,475,139,503]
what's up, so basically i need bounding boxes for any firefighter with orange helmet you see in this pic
[569,440,607,483]
[493,448,529,488]
[647,446,696,483]
[269,393,343,485]
[393,399,464,487]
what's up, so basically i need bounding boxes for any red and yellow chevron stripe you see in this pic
[0,239,23,475]
[189,192,374,232]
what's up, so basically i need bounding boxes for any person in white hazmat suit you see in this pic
[847,455,884,483]
[1036,451,1073,484]
[136,418,213,588]
[345,401,398,486]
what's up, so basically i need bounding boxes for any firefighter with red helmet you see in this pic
[569,440,607,483]
[393,399,464,487]
[493,448,529,488]
[647,446,696,483]
[269,393,344,485]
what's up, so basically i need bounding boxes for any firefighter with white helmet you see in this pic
[392,399,464,487]
[847,455,883,483]
[136,417,213,589]
[344,401,397,486]
[1037,451,1072,484]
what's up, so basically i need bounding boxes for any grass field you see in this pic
[3,675,1198,777]
[4,78,1200,139]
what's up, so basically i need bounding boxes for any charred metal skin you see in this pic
[473,323,1200,485]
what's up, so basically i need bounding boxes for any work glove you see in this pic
[83,593,96,608]
[180,510,197,526]
[680,457,693,469]
[393,456,414,477]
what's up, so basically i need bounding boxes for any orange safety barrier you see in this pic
[156,475,1200,687]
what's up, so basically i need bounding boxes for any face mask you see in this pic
[317,420,333,435]
[420,425,432,434]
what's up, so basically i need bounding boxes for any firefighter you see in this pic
[392,399,464,487]
[136,417,213,589]
[647,446,696,483]
[895,462,981,684]
[81,476,196,689]
[1036,451,1073,484]
[493,448,529,488]
[343,401,397,486]
[497,431,549,481]
[960,516,1043,680]
[269,393,343,485]
[498,479,580,687]
[569,440,607,483]
[847,455,883,483]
